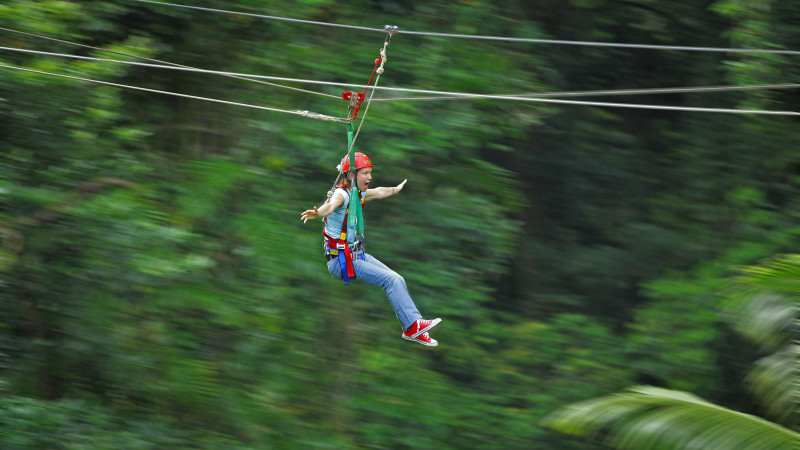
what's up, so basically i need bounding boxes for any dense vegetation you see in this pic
[1,0,797,448]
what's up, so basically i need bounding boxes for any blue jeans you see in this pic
[327,251,422,330]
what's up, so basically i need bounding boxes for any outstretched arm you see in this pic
[365,179,407,202]
[300,192,345,223]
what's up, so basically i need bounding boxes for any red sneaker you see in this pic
[402,330,438,347]
[405,318,442,339]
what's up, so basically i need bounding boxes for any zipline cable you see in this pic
[397,30,800,55]
[372,83,800,102]
[4,46,797,101]
[0,27,340,100]
[128,0,800,56]
[0,63,347,122]
[128,0,381,34]
[2,47,797,116]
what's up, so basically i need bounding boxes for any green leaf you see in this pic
[542,385,800,449]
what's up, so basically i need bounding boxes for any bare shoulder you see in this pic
[330,190,346,208]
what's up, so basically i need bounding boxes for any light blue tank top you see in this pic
[324,187,363,241]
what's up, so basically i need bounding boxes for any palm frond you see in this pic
[745,345,799,426]
[726,292,797,351]
[722,255,799,423]
[734,254,800,294]
[541,385,800,450]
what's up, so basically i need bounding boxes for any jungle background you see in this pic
[1,0,798,448]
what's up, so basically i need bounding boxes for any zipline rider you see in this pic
[300,152,442,346]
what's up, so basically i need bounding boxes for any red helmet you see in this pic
[338,152,373,172]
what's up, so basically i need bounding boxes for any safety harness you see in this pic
[323,187,365,284]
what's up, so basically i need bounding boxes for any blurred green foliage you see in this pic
[542,255,800,448]
[1,0,798,448]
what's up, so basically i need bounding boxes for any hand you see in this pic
[394,179,407,194]
[301,206,319,223]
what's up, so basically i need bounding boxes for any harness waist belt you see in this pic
[326,249,364,261]
[326,242,364,255]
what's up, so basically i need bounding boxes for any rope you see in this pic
[325,41,390,203]
[0,27,339,100]
[125,0,799,56]
[347,42,388,151]
[343,51,382,122]
[0,63,347,122]
[299,111,347,122]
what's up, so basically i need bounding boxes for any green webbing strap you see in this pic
[345,122,364,243]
